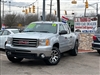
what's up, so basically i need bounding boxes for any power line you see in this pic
[5,0,37,8]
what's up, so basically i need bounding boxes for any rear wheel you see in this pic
[44,47,61,65]
[97,50,100,54]
[69,41,78,56]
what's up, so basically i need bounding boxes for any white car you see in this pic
[0,29,19,49]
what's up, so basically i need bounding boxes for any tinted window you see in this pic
[23,23,57,34]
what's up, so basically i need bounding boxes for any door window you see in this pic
[0,30,3,35]
[63,24,70,34]
[59,24,65,32]
[2,30,11,35]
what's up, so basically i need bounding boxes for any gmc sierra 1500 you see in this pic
[5,21,79,65]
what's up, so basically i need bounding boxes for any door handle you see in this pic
[70,36,72,38]
[65,37,67,39]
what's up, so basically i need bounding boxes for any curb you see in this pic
[78,49,97,53]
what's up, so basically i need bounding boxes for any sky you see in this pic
[1,0,100,17]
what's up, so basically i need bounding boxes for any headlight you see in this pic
[39,39,50,46]
[7,37,12,44]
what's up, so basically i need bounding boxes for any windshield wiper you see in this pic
[23,30,50,33]
[23,31,35,32]
[36,31,50,33]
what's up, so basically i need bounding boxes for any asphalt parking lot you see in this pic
[0,49,100,75]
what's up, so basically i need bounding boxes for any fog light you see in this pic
[7,51,11,55]
[40,54,45,58]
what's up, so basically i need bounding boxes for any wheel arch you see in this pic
[53,43,59,49]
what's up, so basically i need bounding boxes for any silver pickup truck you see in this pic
[5,21,79,65]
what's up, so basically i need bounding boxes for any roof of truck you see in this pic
[31,21,66,24]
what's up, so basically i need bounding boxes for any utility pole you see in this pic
[2,0,7,26]
[50,0,52,21]
[0,0,1,29]
[42,0,45,21]
[2,0,4,24]
[84,7,86,17]
[84,2,99,17]
[37,0,39,19]
[9,1,11,14]
[57,0,60,22]
[96,3,98,15]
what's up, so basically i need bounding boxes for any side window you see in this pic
[63,24,70,34]
[0,31,3,35]
[59,24,65,32]
[2,30,11,35]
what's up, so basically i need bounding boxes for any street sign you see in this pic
[74,17,98,33]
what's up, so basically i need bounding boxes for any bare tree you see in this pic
[24,14,39,25]
[4,13,17,28]
[16,14,25,26]
[87,11,96,16]
[46,14,57,21]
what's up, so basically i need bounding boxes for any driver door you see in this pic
[59,24,70,52]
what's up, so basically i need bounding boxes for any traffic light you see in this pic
[22,10,25,12]
[25,9,28,14]
[85,0,88,8]
[64,10,67,15]
[29,7,31,13]
[32,5,35,13]
[71,0,77,4]
[54,10,56,15]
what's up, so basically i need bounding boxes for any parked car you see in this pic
[5,21,79,65]
[0,29,19,49]
[0,30,3,35]
[92,27,100,54]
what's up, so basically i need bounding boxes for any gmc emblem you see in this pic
[18,40,29,44]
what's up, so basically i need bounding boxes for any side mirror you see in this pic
[70,25,74,32]
[59,30,67,35]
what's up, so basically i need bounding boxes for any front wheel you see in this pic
[44,47,61,65]
[97,50,100,54]
[7,56,23,63]
[6,52,23,63]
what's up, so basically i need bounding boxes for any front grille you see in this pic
[12,38,38,47]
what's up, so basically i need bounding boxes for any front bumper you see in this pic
[5,44,52,59]
[92,42,100,50]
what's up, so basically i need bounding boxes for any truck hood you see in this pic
[11,32,56,39]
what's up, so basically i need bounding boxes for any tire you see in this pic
[69,41,78,56]
[44,47,61,65]
[97,50,100,54]
[4,42,7,50]
[6,53,23,63]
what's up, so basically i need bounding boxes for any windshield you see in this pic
[11,30,19,33]
[23,23,57,34]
